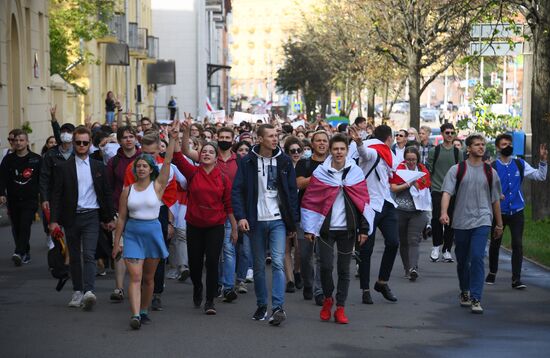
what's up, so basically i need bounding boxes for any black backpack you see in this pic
[431,144,459,174]
[47,238,70,292]
[455,161,493,195]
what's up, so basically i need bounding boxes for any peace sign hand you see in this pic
[170,120,180,139]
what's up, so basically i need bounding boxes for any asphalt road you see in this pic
[1,223,549,358]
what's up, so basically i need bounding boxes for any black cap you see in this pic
[60,123,75,132]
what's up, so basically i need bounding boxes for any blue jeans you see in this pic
[105,111,115,125]
[250,219,286,309]
[454,226,490,301]
[236,233,252,282]
[219,219,236,289]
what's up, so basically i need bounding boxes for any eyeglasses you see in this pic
[395,134,404,138]
[75,141,90,146]
[289,148,303,155]
[444,131,456,135]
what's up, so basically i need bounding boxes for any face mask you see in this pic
[500,145,514,157]
[303,149,312,159]
[60,132,73,143]
[218,141,232,151]
[408,136,416,141]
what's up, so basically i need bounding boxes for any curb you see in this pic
[501,245,550,271]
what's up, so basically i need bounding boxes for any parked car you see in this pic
[392,101,410,113]
[420,108,439,122]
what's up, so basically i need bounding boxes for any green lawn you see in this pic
[501,205,550,268]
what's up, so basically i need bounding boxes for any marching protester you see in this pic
[418,126,433,165]
[391,129,408,163]
[173,119,237,315]
[49,126,116,311]
[0,129,42,265]
[301,134,372,324]
[486,134,547,289]
[112,122,178,329]
[349,125,400,304]
[232,124,299,326]
[390,146,432,281]
[105,126,142,301]
[427,123,463,263]
[440,134,503,314]
[295,130,330,305]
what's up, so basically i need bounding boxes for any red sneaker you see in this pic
[334,306,349,324]
[320,297,333,321]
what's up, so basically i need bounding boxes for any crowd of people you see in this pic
[0,110,547,329]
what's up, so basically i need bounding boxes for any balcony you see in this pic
[143,36,159,64]
[97,13,126,44]
[129,23,148,58]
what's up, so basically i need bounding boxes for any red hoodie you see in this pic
[172,151,232,227]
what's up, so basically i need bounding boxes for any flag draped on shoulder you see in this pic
[389,161,432,211]
[301,157,375,236]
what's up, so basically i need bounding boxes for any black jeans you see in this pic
[153,205,169,294]
[359,200,399,289]
[489,210,525,281]
[298,228,323,296]
[8,200,37,256]
[431,191,455,252]
[318,231,354,306]
[187,223,224,302]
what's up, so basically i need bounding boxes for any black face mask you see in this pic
[218,141,232,151]
[500,145,514,157]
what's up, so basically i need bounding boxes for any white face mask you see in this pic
[60,132,73,143]
[408,136,416,141]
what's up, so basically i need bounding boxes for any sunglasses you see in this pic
[75,140,90,146]
[289,148,303,155]
[444,131,456,135]
[395,134,404,138]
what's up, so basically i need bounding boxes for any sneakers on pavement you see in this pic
[140,313,152,324]
[314,294,324,306]
[320,297,333,321]
[82,291,97,311]
[268,308,286,326]
[265,256,272,265]
[68,291,84,307]
[110,288,124,302]
[12,253,22,267]
[512,280,527,290]
[423,224,432,240]
[471,299,483,314]
[409,268,419,282]
[236,281,248,294]
[303,287,313,300]
[204,301,216,315]
[362,289,373,304]
[151,294,163,311]
[166,268,179,280]
[193,287,203,308]
[430,246,440,262]
[334,306,349,324]
[374,282,397,302]
[485,273,496,285]
[223,289,238,303]
[130,316,141,330]
[294,272,303,289]
[22,253,31,264]
[252,305,268,321]
[245,268,254,283]
[286,281,296,293]
[442,251,454,263]
[459,291,471,307]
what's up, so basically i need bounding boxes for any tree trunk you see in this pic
[530,4,550,221]
[367,85,375,119]
[320,89,330,118]
[408,68,421,130]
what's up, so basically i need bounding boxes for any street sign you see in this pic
[469,42,523,57]
[471,23,519,39]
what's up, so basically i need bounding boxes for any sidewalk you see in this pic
[1,222,549,358]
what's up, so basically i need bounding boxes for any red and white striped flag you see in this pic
[301,158,375,236]
[206,97,215,115]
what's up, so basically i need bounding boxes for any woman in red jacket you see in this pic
[172,119,237,315]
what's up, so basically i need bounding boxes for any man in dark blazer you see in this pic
[50,126,115,311]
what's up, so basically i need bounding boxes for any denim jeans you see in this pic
[236,233,252,282]
[298,230,323,297]
[454,226,491,301]
[359,200,399,289]
[64,210,99,292]
[105,111,115,125]
[219,219,236,289]
[249,219,286,309]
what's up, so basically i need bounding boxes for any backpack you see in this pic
[491,158,524,183]
[455,161,493,195]
[47,237,70,292]
[432,145,459,174]
[365,154,381,181]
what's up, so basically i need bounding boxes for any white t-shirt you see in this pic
[257,156,281,221]
[329,168,347,230]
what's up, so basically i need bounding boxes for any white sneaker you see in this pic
[68,291,84,307]
[236,281,248,294]
[81,291,97,311]
[166,268,179,280]
[246,269,254,283]
[442,251,454,263]
[430,246,440,262]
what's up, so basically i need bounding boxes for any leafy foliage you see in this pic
[49,0,115,89]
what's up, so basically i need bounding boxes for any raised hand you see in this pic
[170,120,180,139]
[50,105,57,121]
[540,143,548,162]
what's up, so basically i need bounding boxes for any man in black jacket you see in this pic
[0,129,42,266]
[50,126,115,311]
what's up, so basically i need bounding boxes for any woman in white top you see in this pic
[112,121,179,330]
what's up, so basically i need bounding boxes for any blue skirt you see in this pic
[123,218,169,259]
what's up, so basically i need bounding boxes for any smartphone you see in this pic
[115,251,122,261]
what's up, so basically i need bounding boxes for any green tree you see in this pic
[49,0,115,89]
